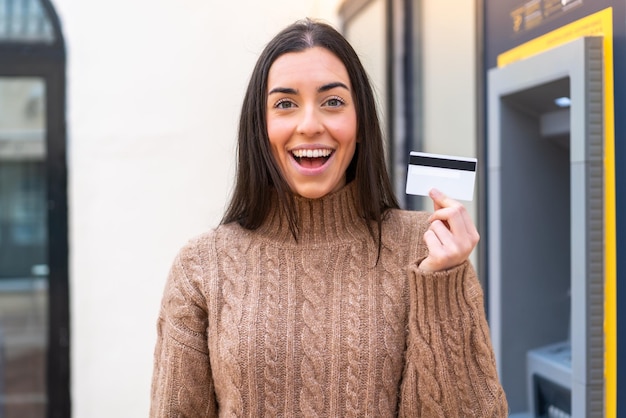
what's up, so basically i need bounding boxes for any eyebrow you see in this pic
[268,87,297,95]
[268,82,350,96]
[318,82,350,93]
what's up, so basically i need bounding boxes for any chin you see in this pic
[287,176,346,199]
[295,189,329,199]
[291,184,335,199]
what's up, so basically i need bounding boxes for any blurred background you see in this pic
[0,0,482,416]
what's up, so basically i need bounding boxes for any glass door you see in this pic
[0,77,48,417]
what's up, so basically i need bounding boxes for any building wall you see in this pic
[420,0,479,263]
[48,0,477,416]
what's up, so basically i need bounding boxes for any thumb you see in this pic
[430,188,444,211]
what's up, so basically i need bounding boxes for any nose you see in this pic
[296,106,323,137]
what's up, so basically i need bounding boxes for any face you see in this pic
[266,47,357,199]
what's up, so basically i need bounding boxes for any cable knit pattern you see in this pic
[262,246,281,417]
[298,252,328,416]
[151,182,508,417]
[215,241,248,416]
[343,244,364,417]
[403,271,445,418]
[379,242,406,416]
[445,316,475,417]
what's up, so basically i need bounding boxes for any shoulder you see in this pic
[383,208,430,234]
[175,222,251,262]
[166,223,252,298]
[380,208,431,260]
[175,222,260,270]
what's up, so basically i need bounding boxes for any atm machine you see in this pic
[487,37,604,417]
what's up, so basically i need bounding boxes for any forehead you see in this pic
[267,47,351,88]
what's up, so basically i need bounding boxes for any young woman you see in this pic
[151,19,508,417]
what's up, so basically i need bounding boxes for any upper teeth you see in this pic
[292,149,332,158]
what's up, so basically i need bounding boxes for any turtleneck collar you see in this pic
[256,182,371,247]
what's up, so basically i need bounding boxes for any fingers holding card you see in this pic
[405,152,479,272]
[418,188,479,272]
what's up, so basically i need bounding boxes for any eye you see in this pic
[274,99,296,109]
[324,96,345,108]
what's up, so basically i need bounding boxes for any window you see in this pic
[0,1,68,417]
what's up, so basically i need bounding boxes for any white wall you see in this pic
[52,1,340,416]
[422,1,477,159]
[421,1,478,216]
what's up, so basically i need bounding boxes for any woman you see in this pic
[151,18,508,417]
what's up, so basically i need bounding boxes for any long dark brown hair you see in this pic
[221,18,399,253]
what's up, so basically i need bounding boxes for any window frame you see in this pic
[0,0,69,416]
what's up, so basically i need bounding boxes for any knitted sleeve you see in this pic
[150,240,218,417]
[398,261,509,417]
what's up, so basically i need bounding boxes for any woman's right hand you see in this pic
[418,188,479,272]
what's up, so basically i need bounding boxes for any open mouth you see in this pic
[291,148,333,169]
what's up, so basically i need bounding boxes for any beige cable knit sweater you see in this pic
[150,183,508,417]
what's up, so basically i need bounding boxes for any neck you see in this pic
[256,182,370,246]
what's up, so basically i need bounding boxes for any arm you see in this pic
[399,189,507,416]
[399,261,508,417]
[150,242,218,417]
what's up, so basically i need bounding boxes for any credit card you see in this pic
[405,151,477,201]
